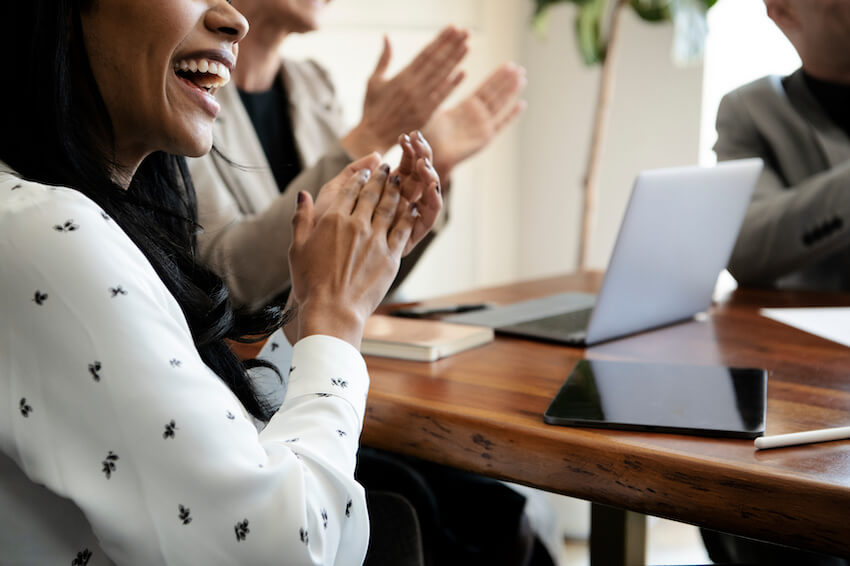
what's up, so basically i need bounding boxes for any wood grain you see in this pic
[362,273,850,557]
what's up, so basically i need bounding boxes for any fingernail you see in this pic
[380,164,391,175]
[410,202,420,217]
[297,191,305,204]
[415,130,423,140]
[403,133,411,144]
[360,168,371,180]
[389,175,401,186]
[436,182,441,195]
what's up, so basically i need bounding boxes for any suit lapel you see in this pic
[783,69,850,167]
[212,83,279,213]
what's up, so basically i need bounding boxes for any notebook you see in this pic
[360,315,494,362]
[445,159,763,346]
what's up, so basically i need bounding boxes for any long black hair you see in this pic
[0,1,286,420]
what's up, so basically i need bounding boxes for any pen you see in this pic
[754,425,850,450]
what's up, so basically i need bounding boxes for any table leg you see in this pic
[590,503,647,566]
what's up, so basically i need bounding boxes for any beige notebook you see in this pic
[361,315,494,362]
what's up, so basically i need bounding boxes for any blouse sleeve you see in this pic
[0,182,369,565]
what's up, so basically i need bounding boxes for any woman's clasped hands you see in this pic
[289,131,441,347]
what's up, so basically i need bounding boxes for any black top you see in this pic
[238,77,302,192]
[802,71,850,140]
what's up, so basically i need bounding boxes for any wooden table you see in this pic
[363,273,850,560]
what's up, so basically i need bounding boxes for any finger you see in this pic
[388,200,418,257]
[404,181,442,255]
[403,156,436,202]
[369,36,392,82]
[494,100,527,133]
[372,172,402,230]
[291,191,315,249]
[315,152,382,211]
[417,39,469,94]
[478,64,526,115]
[430,70,466,106]
[405,26,462,75]
[397,133,416,176]
[411,130,434,163]
[334,166,375,215]
[353,163,390,219]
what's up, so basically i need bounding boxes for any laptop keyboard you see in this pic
[497,307,594,344]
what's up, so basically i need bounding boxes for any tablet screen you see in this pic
[544,360,767,438]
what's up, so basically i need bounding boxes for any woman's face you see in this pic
[235,0,330,34]
[81,0,248,171]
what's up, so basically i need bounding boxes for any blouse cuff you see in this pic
[282,334,370,419]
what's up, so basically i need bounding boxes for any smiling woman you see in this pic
[0,1,431,564]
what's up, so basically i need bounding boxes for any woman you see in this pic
[189,0,527,309]
[0,1,439,564]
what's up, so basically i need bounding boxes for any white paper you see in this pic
[760,307,850,348]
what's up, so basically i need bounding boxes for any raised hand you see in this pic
[341,26,470,157]
[289,164,418,347]
[424,63,527,182]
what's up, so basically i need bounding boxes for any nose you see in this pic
[206,1,249,43]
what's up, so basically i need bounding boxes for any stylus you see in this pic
[754,426,850,450]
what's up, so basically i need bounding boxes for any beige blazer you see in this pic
[716,69,850,291]
[188,59,353,309]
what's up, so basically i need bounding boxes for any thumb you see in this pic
[370,36,392,82]
[292,191,315,248]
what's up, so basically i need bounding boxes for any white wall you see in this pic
[281,0,706,298]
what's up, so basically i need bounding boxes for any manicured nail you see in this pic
[410,202,420,217]
[360,168,371,180]
[380,164,391,175]
[297,191,305,204]
[415,130,423,140]
[424,157,432,169]
[389,175,401,186]
[403,133,411,144]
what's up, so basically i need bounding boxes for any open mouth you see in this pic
[173,57,231,96]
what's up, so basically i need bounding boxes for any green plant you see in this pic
[533,0,718,65]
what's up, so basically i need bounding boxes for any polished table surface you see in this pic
[362,273,850,557]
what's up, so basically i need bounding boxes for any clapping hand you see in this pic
[424,63,527,182]
[342,26,469,157]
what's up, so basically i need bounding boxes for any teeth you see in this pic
[173,57,231,88]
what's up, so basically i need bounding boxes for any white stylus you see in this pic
[754,426,850,450]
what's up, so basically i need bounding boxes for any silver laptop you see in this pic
[445,159,763,346]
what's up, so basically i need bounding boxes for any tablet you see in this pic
[544,360,767,438]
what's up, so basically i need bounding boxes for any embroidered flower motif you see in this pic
[321,509,328,529]
[331,378,348,389]
[19,398,32,418]
[226,410,235,420]
[234,519,250,542]
[88,361,102,382]
[71,548,92,566]
[109,286,127,298]
[300,528,309,544]
[102,451,119,479]
[53,219,79,232]
[163,420,178,439]
[336,429,347,438]
[270,342,280,351]
[178,505,192,525]
[169,359,182,368]
[32,291,48,305]
[345,499,352,518]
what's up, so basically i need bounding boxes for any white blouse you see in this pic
[0,168,370,565]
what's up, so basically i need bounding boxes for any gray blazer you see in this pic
[716,69,850,290]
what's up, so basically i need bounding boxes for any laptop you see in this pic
[444,159,763,346]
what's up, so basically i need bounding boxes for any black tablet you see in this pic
[544,359,767,438]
